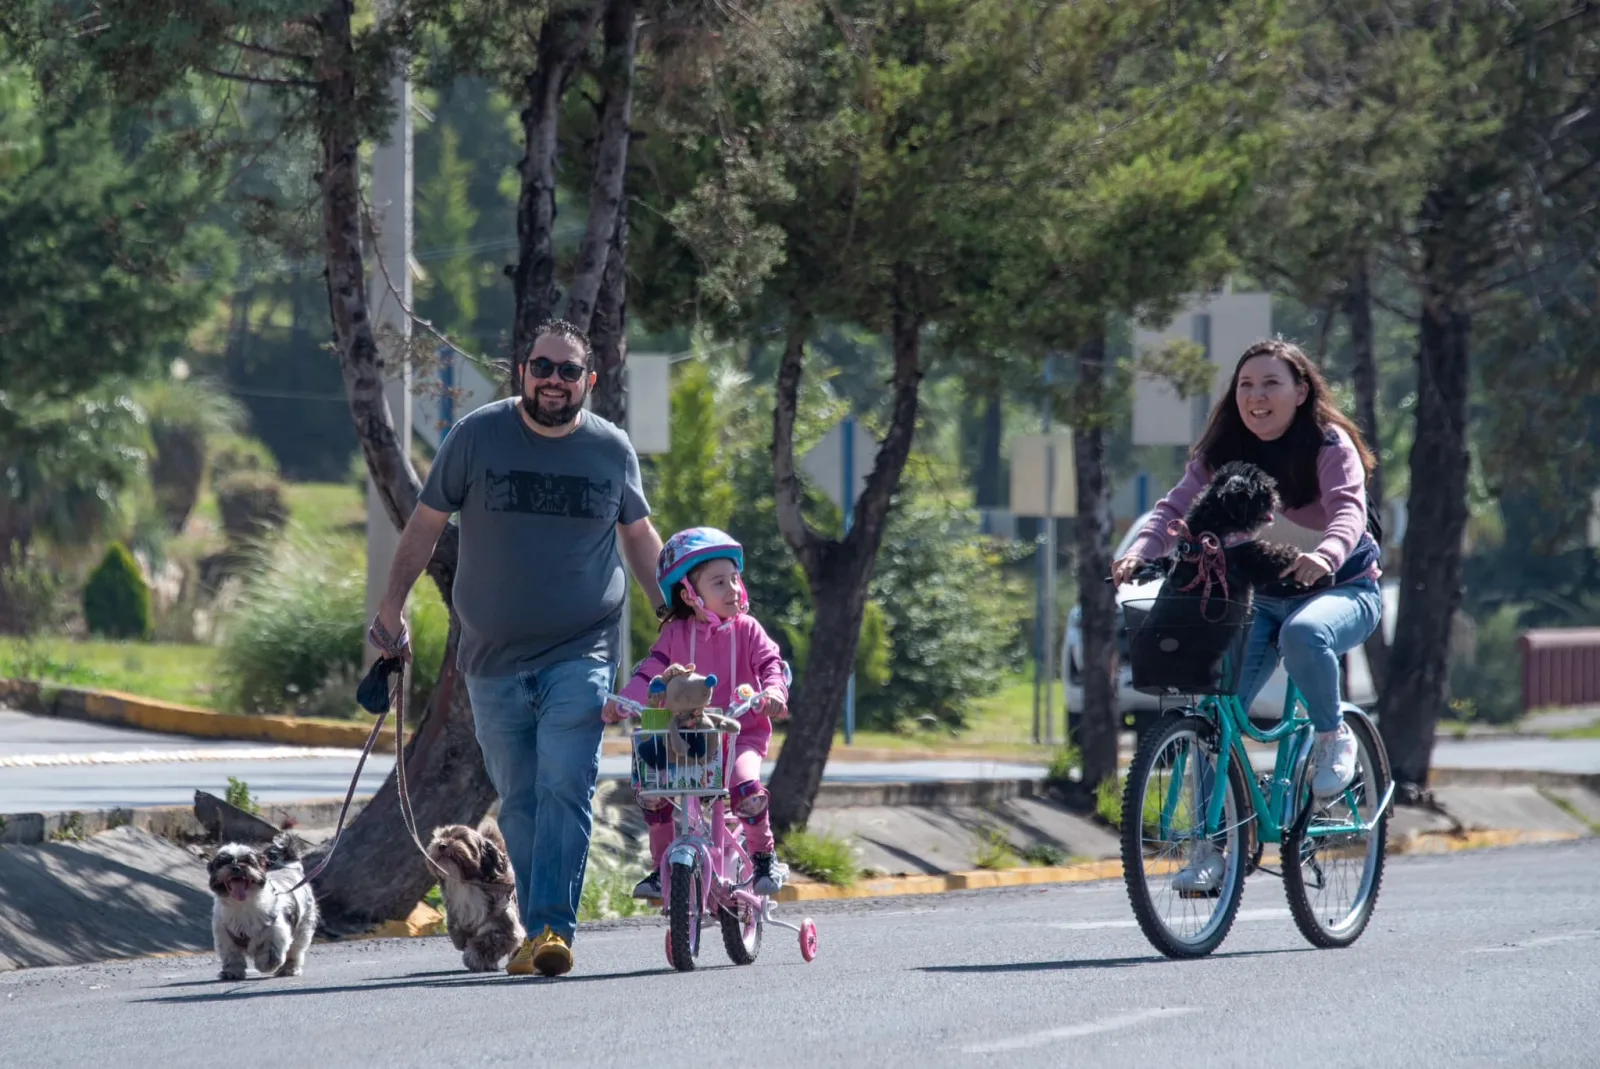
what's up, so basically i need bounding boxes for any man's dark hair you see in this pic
[520,319,593,373]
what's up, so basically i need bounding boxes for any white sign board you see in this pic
[800,417,876,512]
[1132,290,1272,446]
[1010,432,1078,518]
[625,353,671,455]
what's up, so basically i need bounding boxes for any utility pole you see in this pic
[364,9,413,667]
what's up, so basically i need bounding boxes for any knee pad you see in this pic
[637,793,674,826]
[730,780,769,824]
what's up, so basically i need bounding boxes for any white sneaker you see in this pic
[1311,724,1359,796]
[1172,840,1225,895]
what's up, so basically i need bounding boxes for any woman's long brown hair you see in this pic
[1192,339,1377,509]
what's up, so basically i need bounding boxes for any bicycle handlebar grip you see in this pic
[704,674,718,688]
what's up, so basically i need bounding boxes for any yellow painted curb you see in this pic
[774,861,1128,901]
[1392,828,1583,855]
[8,679,391,752]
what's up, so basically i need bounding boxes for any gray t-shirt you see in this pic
[419,399,650,677]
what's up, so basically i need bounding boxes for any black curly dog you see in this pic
[1162,460,1329,607]
[1131,462,1325,694]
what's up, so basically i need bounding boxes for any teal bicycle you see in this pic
[1117,582,1394,959]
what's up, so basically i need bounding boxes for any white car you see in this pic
[1063,511,1397,739]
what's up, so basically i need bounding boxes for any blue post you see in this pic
[842,416,857,747]
[439,345,456,431]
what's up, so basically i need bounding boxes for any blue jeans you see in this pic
[1235,579,1382,732]
[466,658,613,944]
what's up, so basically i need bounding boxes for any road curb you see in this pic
[0,796,369,846]
[769,826,1590,903]
[0,677,394,752]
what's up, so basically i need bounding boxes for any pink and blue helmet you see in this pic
[656,526,745,606]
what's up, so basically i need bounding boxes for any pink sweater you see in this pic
[621,613,789,745]
[1127,425,1376,577]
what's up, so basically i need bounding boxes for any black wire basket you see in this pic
[1122,595,1256,697]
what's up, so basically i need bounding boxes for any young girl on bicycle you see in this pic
[609,526,791,899]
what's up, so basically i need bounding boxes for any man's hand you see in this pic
[370,600,412,663]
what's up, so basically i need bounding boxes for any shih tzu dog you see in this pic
[426,817,523,972]
[206,831,318,981]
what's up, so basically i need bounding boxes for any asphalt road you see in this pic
[0,710,1049,811]
[2,839,1596,1068]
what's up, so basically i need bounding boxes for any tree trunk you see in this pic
[308,0,493,930]
[509,0,605,385]
[589,197,629,426]
[1072,332,1119,790]
[767,276,925,833]
[1380,205,1472,793]
[563,0,635,334]
[975,380,1003,508]
[1344,253,1390,688]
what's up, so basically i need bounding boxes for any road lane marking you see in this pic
[0,747,374,769]
[1047,907,1290,931]
[964,1007,1200,1053]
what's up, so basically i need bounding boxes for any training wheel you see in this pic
[798,918,818,962]
[664,929,675,969]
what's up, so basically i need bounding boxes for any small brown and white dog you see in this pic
[206,831,318,981]
[426,817,523,972]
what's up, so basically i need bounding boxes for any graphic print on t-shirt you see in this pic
[484,470,614,519]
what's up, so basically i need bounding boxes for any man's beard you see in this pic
[521,385,585,428]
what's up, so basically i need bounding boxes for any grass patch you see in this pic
[777,829,859,887]
[1553,722,1600,740]
[225,776,261,815]
[283,482,367,544]
[1019,842,1069,867]
[423,884,447,921]
[578,860,647,921]
[972,828,1019,870]
[0,636,221,708]
[50,812,87,842]
[1094,776,1124,827]
[1044,743,1081,789]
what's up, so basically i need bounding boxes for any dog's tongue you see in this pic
[228,878,251,902]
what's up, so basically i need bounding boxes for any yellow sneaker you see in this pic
[530,926,573,977]
[505,938,538,976]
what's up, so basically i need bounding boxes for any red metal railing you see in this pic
[1520,628,1600,714]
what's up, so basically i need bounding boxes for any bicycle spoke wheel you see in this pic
[720,847,762,964]
[668,857,703,972]
[1121,714,1249,959]
[1283,710,1389,949]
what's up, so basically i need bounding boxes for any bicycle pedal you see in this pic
[1177,887,1222,900]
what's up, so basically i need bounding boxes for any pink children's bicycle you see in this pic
[607,681,820,972]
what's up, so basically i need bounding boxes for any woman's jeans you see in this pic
[1235,578,1382,732]
[465,658,614,944]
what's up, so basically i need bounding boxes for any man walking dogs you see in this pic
[370,319,665,977]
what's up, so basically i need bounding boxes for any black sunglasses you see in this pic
[526,356,587,383]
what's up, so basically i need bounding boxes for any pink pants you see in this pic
[645,740,773,868]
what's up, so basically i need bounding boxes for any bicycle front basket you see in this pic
[1122,594,1255,697]
[631,727,727,797]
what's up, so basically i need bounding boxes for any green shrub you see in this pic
[973,828,1018,870]
[1044,744,1081,790]
[777,829,859,887]
[215,471,290,543]
[406,583,451,719]
[82,542,153,639]
[1449,604,1525,724]
[209,434,278,491]
[137,377,243,533]
[217,538,365,715]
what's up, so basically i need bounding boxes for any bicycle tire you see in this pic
[719,902,762,964]
[1282,709,1389,949]
[1121,713,1248,959]
[668,857,703,972]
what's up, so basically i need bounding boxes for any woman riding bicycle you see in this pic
[1112,339,1383,891]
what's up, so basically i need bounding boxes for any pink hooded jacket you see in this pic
[620,613,789,745]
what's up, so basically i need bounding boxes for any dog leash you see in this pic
[282,620,512,900]
[1166,518,1231,622]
